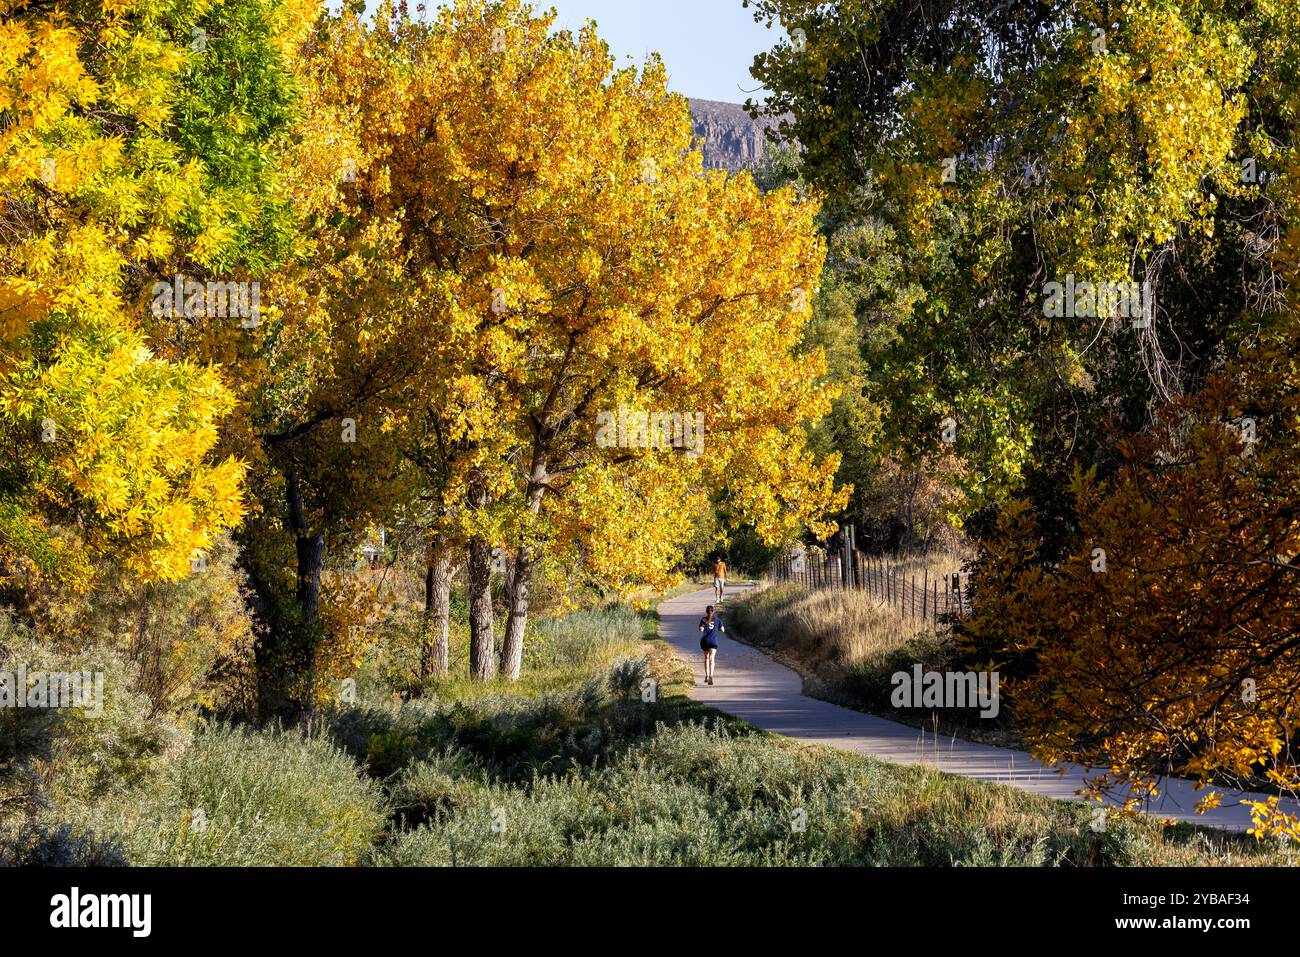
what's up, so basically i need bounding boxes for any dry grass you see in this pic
[724,576,1019,746]
[726,581,928,672]
[879,548,970,582]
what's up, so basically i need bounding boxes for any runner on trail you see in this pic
[698,604,724,685]
[712,557,727,602]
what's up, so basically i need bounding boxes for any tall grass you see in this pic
[526,604,653,669]
[55,724,388,866]
[357,600,664,705]
[727,582,926,670]
[724,580,996,736]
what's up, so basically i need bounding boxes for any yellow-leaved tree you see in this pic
[301,0,847,683]
[0,0,315,590]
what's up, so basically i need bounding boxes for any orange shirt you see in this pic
[714,560,727,578]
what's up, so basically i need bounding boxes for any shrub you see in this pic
[607,656,651,700]
[65,723,387,866]
[365,718,1286,867]
[24,534,258,716]
[324,669,697,785]
[0,820,127,866]
[384,751,490,829]
[0,610,185,810]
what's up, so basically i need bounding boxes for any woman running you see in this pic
[698,604,724,685]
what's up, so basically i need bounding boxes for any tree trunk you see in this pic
[465,469,496,681]
[281,470,325,720]
[419,545,452,679]
[295,533,325,616]
[499,546,533,681]
[466,536,496,680]
[287,471,325,621]
[500,454,548,682]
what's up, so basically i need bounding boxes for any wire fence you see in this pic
[769,545,968,624]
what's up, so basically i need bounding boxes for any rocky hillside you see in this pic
[687,98,783,173]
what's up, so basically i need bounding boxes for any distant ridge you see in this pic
[687,98,783,173]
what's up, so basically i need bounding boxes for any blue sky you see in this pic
[535,0,778,103]
[357,1,782,103]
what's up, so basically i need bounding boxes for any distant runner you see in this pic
[712,557,727,602]
[698,604,724,685]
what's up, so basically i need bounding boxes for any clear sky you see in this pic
[534,0,777,103]
[356,1,781,103]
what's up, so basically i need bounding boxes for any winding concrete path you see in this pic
[660,583,1297,832]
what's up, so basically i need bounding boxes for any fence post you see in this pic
[922,568,928,620]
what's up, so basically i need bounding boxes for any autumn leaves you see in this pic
[295,2,846,685]
[0,1,844,704]
[748,0,1300,835]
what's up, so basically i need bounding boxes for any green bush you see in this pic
[325,669,685,783]
[66,723,387,866]
[606,656,651,700]
[385,750,487,829]
[0,820,128,866]
[0,610,184,809]
[355,661,1288,867]
[363,721,1077,866]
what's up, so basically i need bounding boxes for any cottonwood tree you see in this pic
[748,0,1297,540]
[310,0,848,681]
[0,0,314,593]
[964,145,1300,838]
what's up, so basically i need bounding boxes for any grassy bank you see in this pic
[6,593,1291,866]
[723,580,1024,749]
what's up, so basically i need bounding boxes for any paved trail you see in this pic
[660,584,1297,832]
